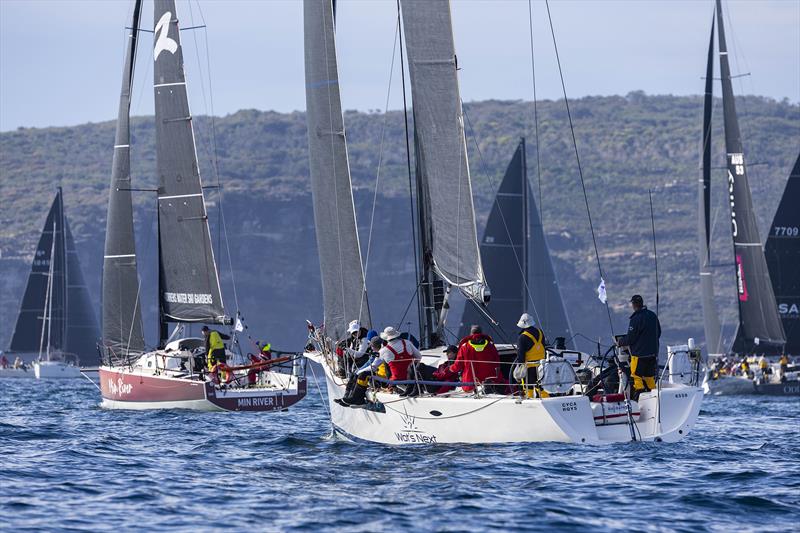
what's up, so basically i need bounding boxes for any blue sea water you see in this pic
[0,377,798,532]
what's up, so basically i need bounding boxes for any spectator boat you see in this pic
[97,0,306,411]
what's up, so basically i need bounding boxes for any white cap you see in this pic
[347,320,361,334]
[380,326,402,341]
[517,313,535,329]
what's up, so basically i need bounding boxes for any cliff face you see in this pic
[1,95,798,352]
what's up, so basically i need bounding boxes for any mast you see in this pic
[103,0,146,359]
[400,0,488,348]
[716,0,785,352]
[764,154,800,354]
[39,221,57,362]
[521,137,529,316]
[303,0,371,341]
[698,15,723,356]
[153,0,227,346]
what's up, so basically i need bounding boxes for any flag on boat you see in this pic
[235,317,244,332]
[597,278,607,304]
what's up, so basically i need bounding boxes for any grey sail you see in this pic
[154,0,225,331]
[717,0,785,351]
[400,0,486,301]
[303,0,370,340]
[698,17,723,356]
[65,220,101,365]
[103,0,145,358]
[8,192,66,357]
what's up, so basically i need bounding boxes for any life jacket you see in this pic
[522,329,545,366]
[759,359,768,369]
[386,340,414,381]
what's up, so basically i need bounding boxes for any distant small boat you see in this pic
[97,0,306,411]
[4,188,99,379]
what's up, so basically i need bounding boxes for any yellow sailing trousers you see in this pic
[631,354,657,392]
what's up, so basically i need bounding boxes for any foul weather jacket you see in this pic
[450,334,501,392]
[619,307,661,356]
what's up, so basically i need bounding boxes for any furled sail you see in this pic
[717,0,785,351]
[400,0,487,301]
[698,17,723,356]
[8,192,66,355]
[65,220,101,365]
[153,0,225,326]
[764,154,800,354]
[103,0,146,358]
[303,0,370,340]
[460,140,571,344]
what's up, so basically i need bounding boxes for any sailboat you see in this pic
[699,0,797,396]
[97,0,307,411]
[304,0,702,444]
[3,188,99,379]
[458,139,572,347]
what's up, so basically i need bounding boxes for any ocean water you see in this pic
[0,377,797,532]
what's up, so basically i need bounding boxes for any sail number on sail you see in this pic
[728,153,744,238]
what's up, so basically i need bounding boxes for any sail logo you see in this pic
[778,302,799,317]
[164,292,213,305]
[154,12,178,61]
[735,254,748,302]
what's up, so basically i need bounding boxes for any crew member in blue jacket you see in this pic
[617,295,661,399]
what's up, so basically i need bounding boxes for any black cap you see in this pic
[201,325,210,332]
[444,344,458,354]
[630,295,644,306]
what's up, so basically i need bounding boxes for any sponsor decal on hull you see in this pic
[393,407,438,444]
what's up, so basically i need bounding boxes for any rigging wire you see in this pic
[527,0,544,224]
[544,0,615,336]
[648,189,660,316]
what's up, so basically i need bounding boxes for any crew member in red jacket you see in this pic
[450,325,502,392]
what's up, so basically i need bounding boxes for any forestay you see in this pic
[717,0,785,351]
[400,0,486,300]
[103,0,146,357]
[153,0,225,324]
[303,0,370,340]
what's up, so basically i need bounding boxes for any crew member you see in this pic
[404,344,460,397]
[779,354,790,380]
[248,343,272,387]
[202,326,230,369]
[617,295,661,400]
[758,354,769,380]
[451,325,502,393]
[515,313,547,398]
[357,326,422,394]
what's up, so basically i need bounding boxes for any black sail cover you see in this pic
[459,141,571,344]
[765,154,800,354]
[8,192,66,356]
[153,0,225,324]
[400,0,487,302]
[717,0,785,351]
[103,0,146,357]
[699,17,723,356]
[303,0,370,340]
[65,220,101,365]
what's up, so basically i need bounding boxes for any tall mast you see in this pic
[521,137,529,316]
[39,220,57,362]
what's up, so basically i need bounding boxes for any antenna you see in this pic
[648,189,660,316]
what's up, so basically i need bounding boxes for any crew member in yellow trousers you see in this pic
[617,295,661,400]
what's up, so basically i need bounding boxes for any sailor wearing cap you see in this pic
[617,295,661,399]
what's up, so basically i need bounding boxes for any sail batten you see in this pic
[303,0,370,340]
[716,0,785,350]
[103,0,146,357]
[154,0,225,328]
[400,0,486,300]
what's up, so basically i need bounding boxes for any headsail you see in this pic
[103,0,146,358]
[717,0,785,351]
[303,0,370,340]
[400,0,487,301]
[698,16,723,356]
[154,0,225,331]
[8,192,66,355]
[65,220,101,365]
[764,154,800,354]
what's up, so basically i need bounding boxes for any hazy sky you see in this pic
[1,0,798,131]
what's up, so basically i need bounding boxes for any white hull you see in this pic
[702,374,756,395]
[0,367,35,379]
[100,397,221,411]
[307,352,703,445]
[34,361,82,379]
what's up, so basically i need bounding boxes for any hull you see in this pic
[703,375,756,395]
[34,361,82,379]
[99,366,307,412]
[0,367,35,379]
[307,352,703,445]
[755,381,800,396]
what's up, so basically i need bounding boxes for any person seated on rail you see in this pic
[451,325,504,393]
[355,327,422,395]
[336,336,388,407]
[403,344,460,397]
[338,331,380,402]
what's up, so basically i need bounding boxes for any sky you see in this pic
[0,0,798,132]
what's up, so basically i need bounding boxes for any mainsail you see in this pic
[717,0,785,351]
[8,189,100,364]
[460,140,571,344]
[764,154,800,354]
[303,0,370,340]
[154,0,225,332]
[400,0,486,300]
[698,17,723,356]
[103,0,145,357]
